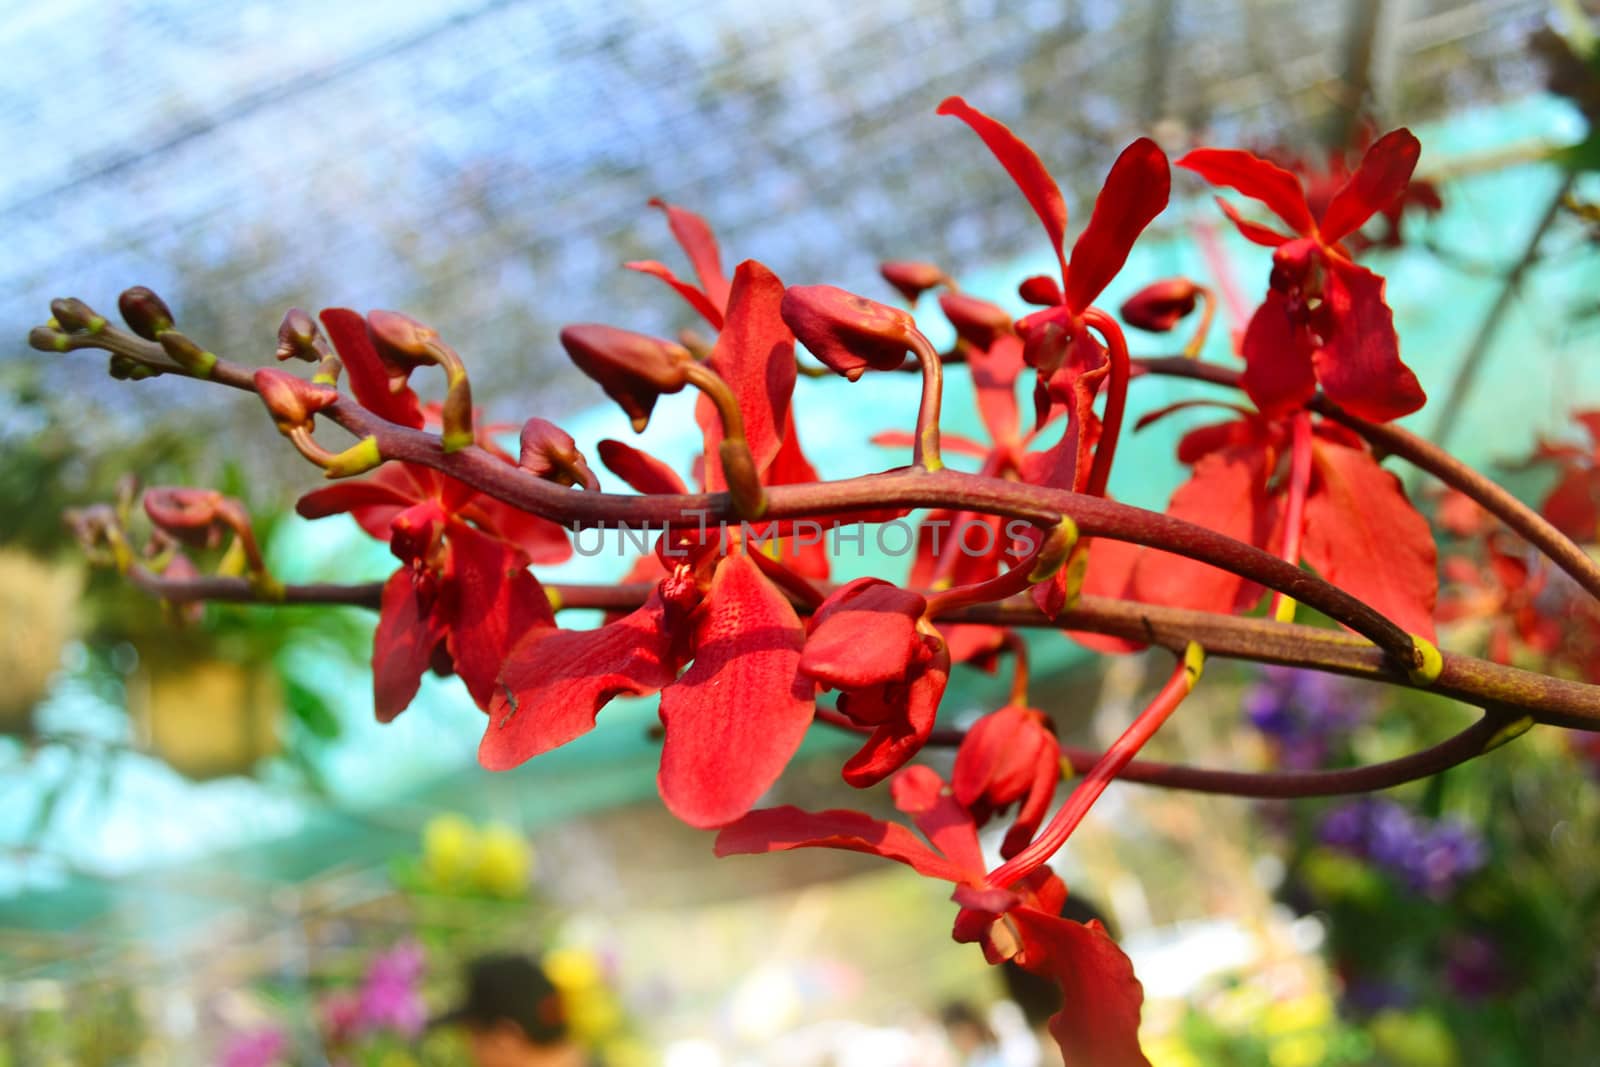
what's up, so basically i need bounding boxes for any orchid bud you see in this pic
[1120,277,1200,333]
[518,418,599,490]
[367,310,475,452]
[157,330,217,378]
[29,326,70,353]
[937,292,1012,350]
[118,286,175,340]
[366,309,439,370]
[879,260,946,304]
[50,297,106,335]
[780,285,917,381]
[143,487,225,549]
[276,307,330,363]
[1017,274,1063,307]
[560,324,692,432]
[254,368,339,431]
[1015,307,1074,375]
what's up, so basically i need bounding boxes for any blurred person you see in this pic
[940,1001,1003,1067]
[433,953,589,1067]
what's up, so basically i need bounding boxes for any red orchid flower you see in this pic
[1262,122,1443,253]
[625,198,732,330]
[937,99,1169,364]
[1527,410,1600,543]
[716,766,1150,1067]
[938,98,1168,447]
[483,262,832,829]
[298,458,565,721]
[954,705,1062,859]
[1094,405,1437,638]
[1178,130,1427,422]
[939,99,1169,619]
[1438,539,1559,666]
[292,308,570,721]
[800,578,950,787]
[625,199,832,576]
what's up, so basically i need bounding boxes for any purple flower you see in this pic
[321,941,430,1043]
[356,942,428,1038]
[219,1027,287,1067]
[1317,799,1487,899]
[1243,667,1370,769]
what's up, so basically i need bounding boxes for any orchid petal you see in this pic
[372,569,446,723]
[596,439,689,496]
[939,96,1069,281]
[1065,138,1170,312]
[1177,148,1315,236]
[319,308,424,429]
[1132,443,1281,616]
[1310,258,1425,422]
[1302,437,1438,640]
[657,553,813,828]
[1319,128,1421,244]
[714,805,968,884]
[1214,197,1294,247]
[624,260,725,331]
[1240,289,1318,419]
[890,765,986,878]
[648,198,732,313]
[698,260,796,490]
[480,592,680,770]
[445,524,555,710]
[1008,909,1152,1067]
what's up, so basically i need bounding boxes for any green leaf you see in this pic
[284,676,341,740]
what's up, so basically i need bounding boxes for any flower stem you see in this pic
[684,362,766,519]
[1270,410,1314,622]
[1182,287,1216,359]
[1081,308,1129,498]
[908,332,946,471]
[989,643,1204,889]
[1004,631,1030,706]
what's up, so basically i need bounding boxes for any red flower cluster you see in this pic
[58,91,1565,1067]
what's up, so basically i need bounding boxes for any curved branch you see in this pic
[824,697,1522,799]
[1053,711,1515,797]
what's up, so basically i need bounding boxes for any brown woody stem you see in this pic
[120,570,1600,732]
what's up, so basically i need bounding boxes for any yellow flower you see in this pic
[474,822,533,897]
[422,814,480,889]
[565,988,622,1041]
[1262,992,1332,1035]
[544,947,604,991]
